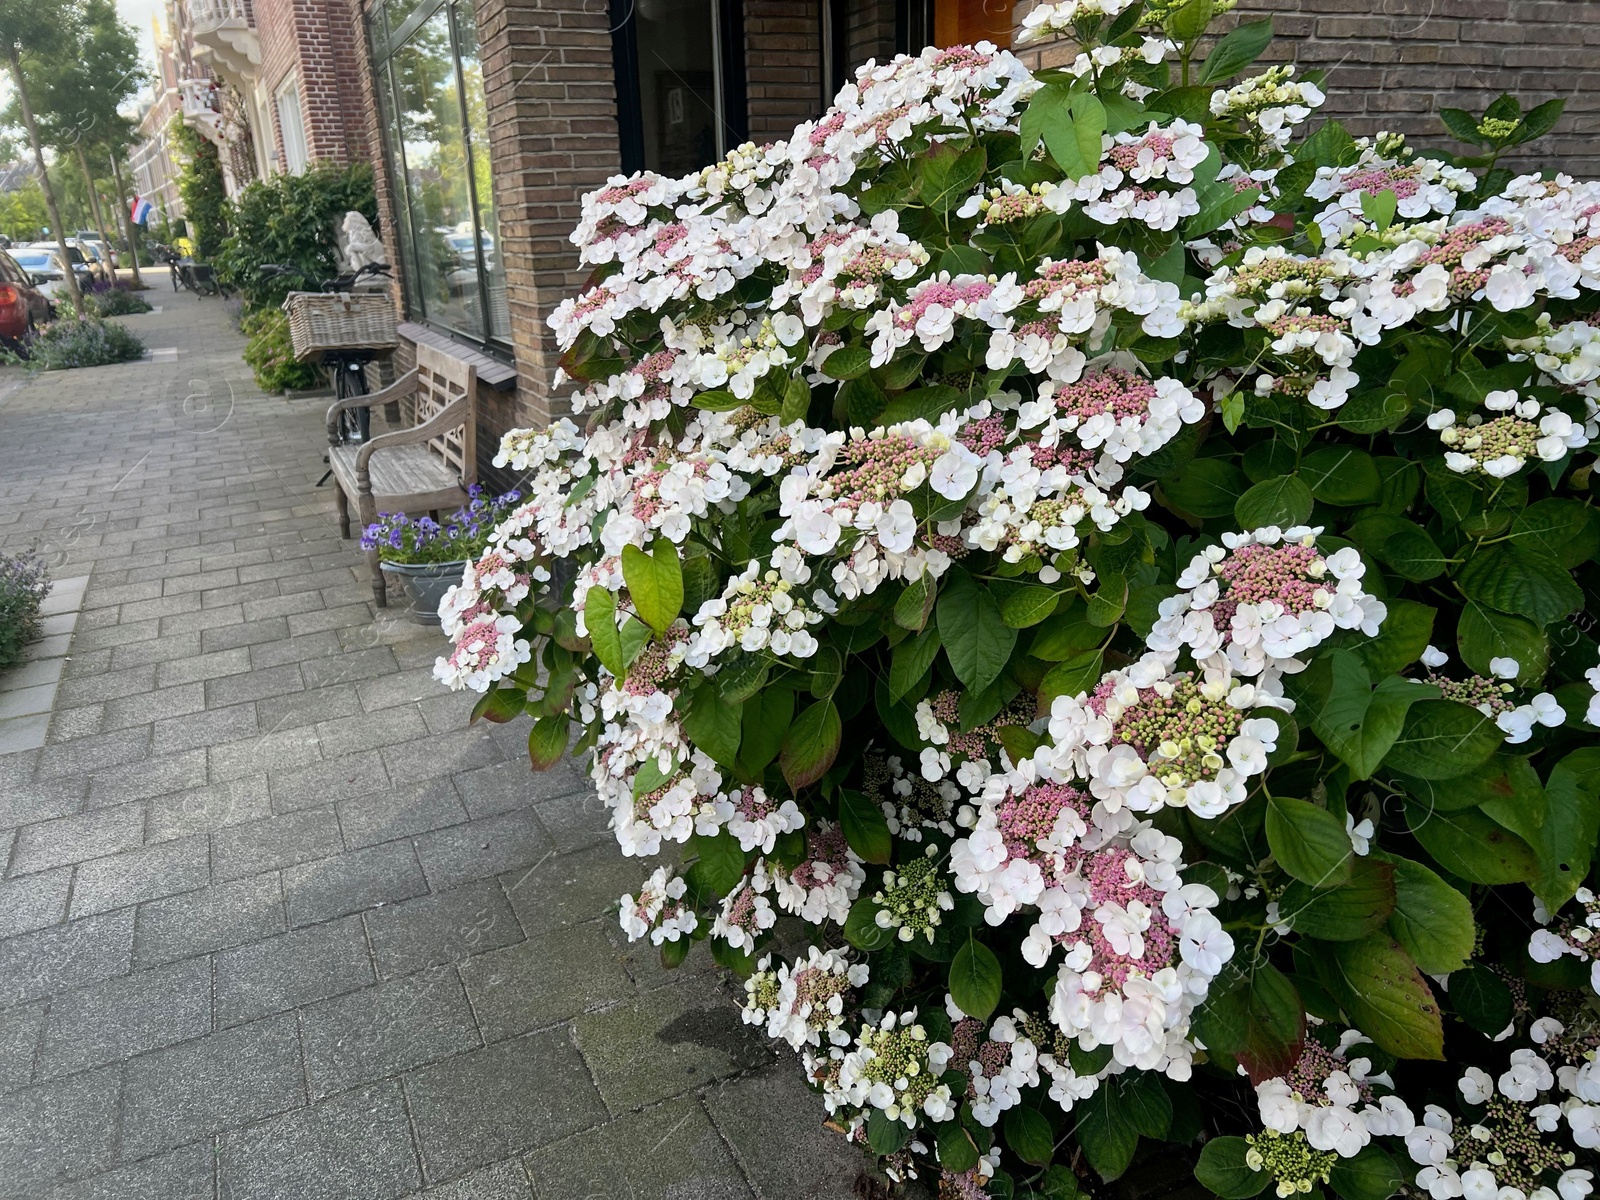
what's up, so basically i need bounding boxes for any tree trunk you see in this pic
[107,151,142,286]
[6,41,82,316]
[74,143,113,273]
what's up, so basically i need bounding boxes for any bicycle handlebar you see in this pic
[259,261,391,291]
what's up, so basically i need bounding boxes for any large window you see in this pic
[610,0,747,176]
[368,0,506,345]
[275,74,308,175]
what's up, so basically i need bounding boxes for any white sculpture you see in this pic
[338,211,387,274]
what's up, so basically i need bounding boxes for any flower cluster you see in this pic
[1427,390,1589,476]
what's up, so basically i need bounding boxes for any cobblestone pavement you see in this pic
[0,300,870,1199]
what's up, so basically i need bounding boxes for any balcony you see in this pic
[178,78,226,149]
[189,0,259,82]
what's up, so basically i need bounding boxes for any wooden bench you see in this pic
[327,342,477,608]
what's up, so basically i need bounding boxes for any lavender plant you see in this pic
[426,3,1600,1195]
[360,485,521,566]
[0,548,50,670]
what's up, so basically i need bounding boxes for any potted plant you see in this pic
[361,486,519,624]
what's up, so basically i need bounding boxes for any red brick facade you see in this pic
[256,0,373,170]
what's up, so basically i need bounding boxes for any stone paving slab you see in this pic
[0,300,875,1198]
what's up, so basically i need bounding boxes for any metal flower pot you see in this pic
[378,559,468,626]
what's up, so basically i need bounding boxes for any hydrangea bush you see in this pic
[433,2,1600,1195]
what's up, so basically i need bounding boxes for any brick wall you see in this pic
[746,0,826,140]
[256,0,373,169]
[1010,0,1600,178]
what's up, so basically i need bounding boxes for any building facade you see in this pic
[348,0,1599,490]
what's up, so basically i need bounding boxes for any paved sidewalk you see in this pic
[0,300,868,1199]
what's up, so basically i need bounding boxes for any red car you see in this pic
[0,249,55,349]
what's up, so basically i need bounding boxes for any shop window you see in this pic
[367,0,506,346]
[610,0,748,176]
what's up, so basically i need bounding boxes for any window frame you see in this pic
[367,0,508,353]
[274,72,308,175]
[607,0,748,176]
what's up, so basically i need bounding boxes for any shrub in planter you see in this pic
[0,549,49,671]
[239,308,320,394]
[19,317,144,370]
[361,486,523,565]
[83,282,153,318]
[433,5,1600,1197]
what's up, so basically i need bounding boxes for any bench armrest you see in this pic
[326,369,419,443]
[354,395,471,481]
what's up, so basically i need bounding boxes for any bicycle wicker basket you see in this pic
[283,291,398,361]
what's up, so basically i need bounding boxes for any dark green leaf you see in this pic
[1266,794,1354,888]
[1195,1137,1270,1199]
[889,625,942,702]
[936,1119,981,1172]
[1384,700,1503,779]
[690,831,746,896]
[1449,963,1514,1036]
[1317,934,1444,1059]
[1455,544,1583,626]
[1198,18,1274,83]
[526,714,570,770]
[949,934,1003,1021]
[1531,748,1600,910]
[937,569,1017,694]
[1438,107,1484,145]
[880,383,966,424]
[1002,586,1060,629]
[1075,1084,1140,1181]
[845,897,894,950]
[839,787,892,865]
[1193,955,1306,1082]
[1301,446,1382,505]
[1163,457,1248,518]
[1329,1145,1405,1200]
[737,688,794,778]
[1278,858,1395,940]
[866,1107,911,1154]
[1353,598,1435,677]
[1382,853,1475,975]
[1004,1107,1055,1167]
[920,142,988,212]
[780,699,841,791]
[821,344,872,380]
[1458,601,1546,683]
[894,573,938,632]
[584,586,625,679]
[683,688,743,766]
[1403,798,1538,884]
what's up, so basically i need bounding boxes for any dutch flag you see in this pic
[130,196,154,226]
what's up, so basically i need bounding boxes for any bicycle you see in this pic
[258,261,394,483]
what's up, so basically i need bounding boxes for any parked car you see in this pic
[8,246,88,301]
[65,239,113,283]
[0,250,55,348]
[73,231,118,269]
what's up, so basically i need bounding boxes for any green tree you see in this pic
[0,0,85,313]
[0,179,48,241]
[167,114,227,260]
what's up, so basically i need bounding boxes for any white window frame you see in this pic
[275,74,309,175]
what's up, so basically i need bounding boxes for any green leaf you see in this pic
[683,688,743,766]
[1358,188,1399,234]
[1198,18,1274,83]
[894,573,938,632]
[526,714,570,770]
[1300,446,1382,505]
[1002,586,1060,629]
[1439,107,1485,145]
[1192,955,1305,1082]
[1075,1082,1140,1180]
[1450,963,1514,1036]
[866,1107,911,1155]
[920,142,988,212]
[1352,598,1435,678]
[1195,1137,1270,1199]
[584,587,625,679]
[1531,748,1600,910]
[1514,96,1565,144]
[1329,1145,1405,1200]
[737,688,793,778]
[1376,526,1449,582]
[1040,1166,1083,1200]
[1384,700,1503,780]
[1266,794,1354,888]
[1382,853,1475,975]
[1458,601,1546,683]
[1163,457,1248,518]
[1004,1107,1055,1167]
[690,831,747,896]
[780,373,811,423]
[1311,653,1432,781]
[838,787,892,865]
[844,897,894,951]
[880,383,966,425]
[821,344,871,380]
[1278,858,1396,940]
[1183,185,1262,240]
[889,625,942,702]
[937,569,1017,695]
[780,699,841,791]
[1235,474,1314,530]
[1023,84,1107,180]
[471,687,525,725]
[691,388,743,411]
[1509,498,1599,567]
[1403,799,1538,884]
[620,538,684,634]
[1455,544,1583,626]
[936,1119,981,1172]
[1337,389,1411,435]
[1039,650,1104,706]
[716,652,769,703]
[1318,934,1444,1060]
[1166,0,1214,40]
[949,934,1003,1021]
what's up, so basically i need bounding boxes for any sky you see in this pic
[117,0,164,97]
